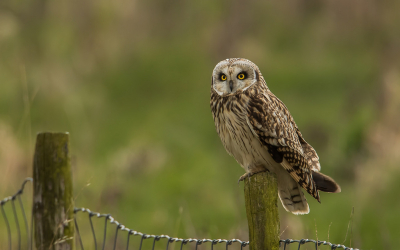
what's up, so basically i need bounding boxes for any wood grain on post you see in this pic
[244,171,280,250]
[33,132,74,250]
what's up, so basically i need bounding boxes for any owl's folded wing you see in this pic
[245,91,320,201]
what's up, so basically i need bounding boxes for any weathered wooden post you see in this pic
[244,172,280,250]
[33,132,74,250]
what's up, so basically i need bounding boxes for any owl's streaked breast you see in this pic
[210,91,277,173]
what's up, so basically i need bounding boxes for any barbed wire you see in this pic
[74,207,249,250]
[1,178,359,250]
[0,177,33,250]
[74,207,359,250]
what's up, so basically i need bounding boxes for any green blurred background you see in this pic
[1,0,400,249]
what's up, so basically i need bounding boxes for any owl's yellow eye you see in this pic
[220,74,227,81]
[237,73,246,80]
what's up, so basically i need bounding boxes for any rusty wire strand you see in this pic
[17,194,30,250]
[11,198,21,250]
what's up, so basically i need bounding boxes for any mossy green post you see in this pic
[244,171,280,250]
[33,132,74,250]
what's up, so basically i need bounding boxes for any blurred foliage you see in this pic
[1,0,400,249]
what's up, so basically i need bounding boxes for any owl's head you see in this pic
[212,58,262,96]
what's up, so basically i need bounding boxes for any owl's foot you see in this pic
[238,173,250,183]
[238,170,269,184]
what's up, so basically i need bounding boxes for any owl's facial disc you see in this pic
[212,60,258,96]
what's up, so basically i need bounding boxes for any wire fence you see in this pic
[1,178,359,250]
[0,178,32,250]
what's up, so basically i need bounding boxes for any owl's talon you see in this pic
[238,173,250,183]
[238,169,270,184]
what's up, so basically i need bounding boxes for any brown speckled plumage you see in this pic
[210,58,340,214]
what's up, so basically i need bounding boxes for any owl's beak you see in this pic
[229,80,234,92]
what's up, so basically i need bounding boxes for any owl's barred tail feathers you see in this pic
[277,168,310,214]
[278,185,310,214]
[276,167,341,214]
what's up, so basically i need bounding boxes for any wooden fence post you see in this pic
[244,171,280,250]
[33,132,74,250]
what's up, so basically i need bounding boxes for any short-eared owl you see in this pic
[210,58,340,214]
